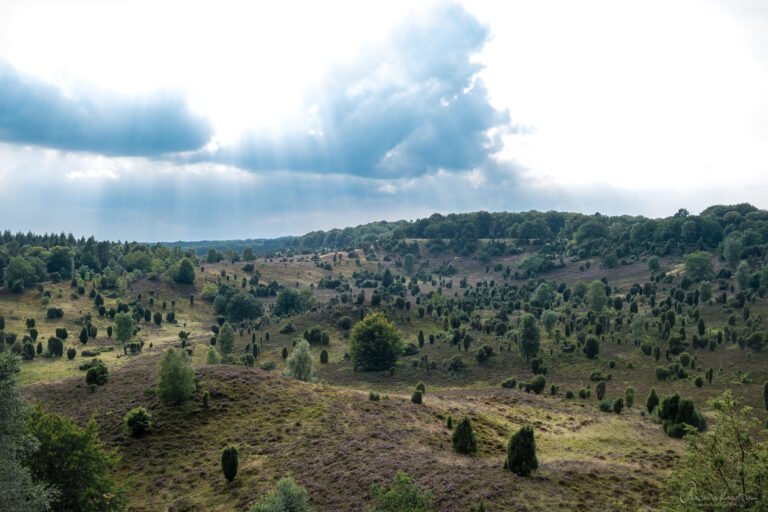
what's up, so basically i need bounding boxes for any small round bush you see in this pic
[501,378,517,389]
[66,347,77,360]
[411,389,423,404]
[85,362,109,386]
[599,399,614,413]
[124,406,152,437]
[320,349,329,364]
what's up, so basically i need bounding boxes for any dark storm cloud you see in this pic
[0,61,212,156]
[210,2,515,178]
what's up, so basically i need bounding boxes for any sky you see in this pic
[1,0,767,241]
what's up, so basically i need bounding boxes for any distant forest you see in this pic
[1,203,766,292]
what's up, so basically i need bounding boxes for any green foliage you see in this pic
[658,393,707,438]
[583,336,599,359]
[587,280,608,312]
[274,288,313,316]
[286,339,314,382]
[541,310,558,335]
[114,312,134,344]
[624,387,635,409]
[517,313,540,361]
[684,251,714,282]
[218,322,236,354]
[221,445,238,483]
[505,424,538,477]
[613,397,624,414]
[249,477,312,512]
[174,257,196,284]
[206,346,222,364]
[85,361,109,386]
[451,416,478,455]
[350,312,404,371]
[410,389,423,404]
[156,348,196,405]
[124,407,152,437]
[0,352,56,512]
[25,408,125,512]
[531,374,546,394]
[665,392,768,511]
[226,292,263,322]
[647,388,659,413]
[368,470,434,512]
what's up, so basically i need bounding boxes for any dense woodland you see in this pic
[2,203,768,512]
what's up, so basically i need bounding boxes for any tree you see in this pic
[156,348,196,405]
[4,256,37,291]
[630,314,645,343]
[505,424,538,476]
[25,408,124,512]
[587,280,608,312]
[658,393,706,438]
[403,254,415,275]
[114,313,134,344]
[532,283,553,308]
[124,407,152,437]
[0,353,55,512]
[249,477,312,512]
[698,280,712,303]
[648,256,660,272]
[85,362,109,386]
[647,388,659,413]
[517,313,540,361]
[451,416,478,454]
[350,312,404,371]
[286,339,314,382]
[274,288,313,316]
[736,261,751,291]
[624,387,635,409]
[541,310,558,336]
[217,323,236,355]
[221,445,238,483]
[206,346,221,365]
[174,257,196,284]
[368,470,434,512]
[665,392,768,511]
[583,337,599,359]
[684,251,714,282]
[226,292,263,322]
[723,236,743,268]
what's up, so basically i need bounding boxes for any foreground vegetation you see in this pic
[2,203,768,510]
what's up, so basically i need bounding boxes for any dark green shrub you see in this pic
[369,391,380,402]
[694,376,704,387]
[501,377,517,389]
[221,445,238,483]
[47,336,64,357]
[583,336,599,359]
[504,424,538,476]
[647,388,659,413]
[531,374,546,394]
[416,381,426,394]
[599,399,613,412]
[320,349,329,364]
[596,381,606,400]
[124,407,152,437]
[613,397,624,414]
[66,347,76,360]
[411,389,423,404]
[85,362,109,386]
[452,416,477,454]
[658,393,707,438]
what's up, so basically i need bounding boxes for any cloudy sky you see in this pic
[1,0,767,241]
